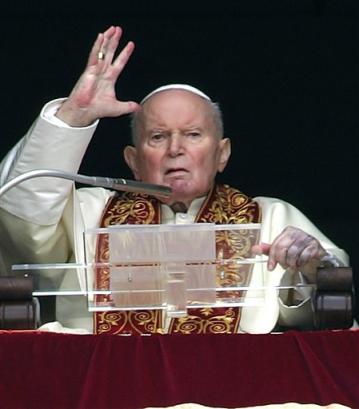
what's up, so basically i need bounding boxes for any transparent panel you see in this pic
[12,224,314,316]
[11,263,87,296]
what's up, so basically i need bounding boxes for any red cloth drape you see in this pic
[0,330,358,409]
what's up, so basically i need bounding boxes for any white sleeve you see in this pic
[0,99,98,225]
[0,99,98,274]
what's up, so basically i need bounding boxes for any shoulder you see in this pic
[254,196,293,212]
[75,187,115,228]
[77,187,115,204]
[253,196,309,222]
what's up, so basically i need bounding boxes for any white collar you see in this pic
[161,196,206,224]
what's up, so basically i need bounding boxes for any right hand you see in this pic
[56,26,140,127]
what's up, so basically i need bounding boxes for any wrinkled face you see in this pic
[125,90,230,207]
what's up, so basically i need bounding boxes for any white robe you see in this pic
[0,100,348,333]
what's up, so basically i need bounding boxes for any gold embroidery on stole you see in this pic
[94,185,261,335]
[94,192,162,335]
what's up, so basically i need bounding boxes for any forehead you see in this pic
[140,90,213,128]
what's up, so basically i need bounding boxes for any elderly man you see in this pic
[0,26,348,334]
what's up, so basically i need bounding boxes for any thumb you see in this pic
[111,101,140,117]
[252,242,271,256]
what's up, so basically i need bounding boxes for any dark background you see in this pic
[1,1,358,319]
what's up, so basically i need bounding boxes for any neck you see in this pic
[170,202,188,213]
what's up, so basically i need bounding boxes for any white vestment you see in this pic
[0,100,348,333]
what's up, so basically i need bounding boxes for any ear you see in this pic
[124,145,141,180]
[217,138,231,173]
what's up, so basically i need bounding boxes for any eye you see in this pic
[186,131,201,139]
[150,133,166,143]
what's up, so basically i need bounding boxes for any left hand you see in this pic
[252,226,327,280]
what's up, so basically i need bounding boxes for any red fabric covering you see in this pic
[0,330,358,409]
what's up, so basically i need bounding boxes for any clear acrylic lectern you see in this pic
[12,223,314,318]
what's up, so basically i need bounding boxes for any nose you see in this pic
[167,134,183,157]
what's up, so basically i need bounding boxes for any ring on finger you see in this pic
[97,51,105,60]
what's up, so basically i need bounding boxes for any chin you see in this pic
[160,179,211,205]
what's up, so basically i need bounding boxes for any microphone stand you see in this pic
[0,169,172,198]
[0,169,172,329]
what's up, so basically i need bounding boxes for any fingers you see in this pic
[100,26,123,67]
[268,227,297,270]
[86,26,135,85]
[264,226,325,272]
[87,32,104,67]
[285,235,316,269]
[269,244,289,271]
[251,243,270,256]
[111,41,136,77]
[87,26,123,68]
[298,242,326,267]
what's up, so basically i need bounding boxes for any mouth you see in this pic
[164,168,188,177]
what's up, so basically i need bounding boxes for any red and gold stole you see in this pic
[94,184,261,335]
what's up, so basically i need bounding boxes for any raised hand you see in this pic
[56,26,140,127]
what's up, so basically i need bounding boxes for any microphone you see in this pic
[0,169,172,198]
